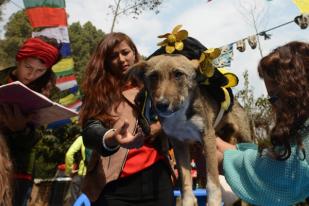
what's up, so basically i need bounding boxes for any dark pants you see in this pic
[64,174,84,205]
[93,160,174,206]
[49,179,71,206]
[13,179,33,206]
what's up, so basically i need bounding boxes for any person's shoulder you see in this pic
[1,65,15,70]
[0,66,16,85]
[0,66,6,72]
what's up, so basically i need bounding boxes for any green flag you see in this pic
[23,0,65,8]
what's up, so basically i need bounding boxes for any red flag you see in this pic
[26,7,67,28]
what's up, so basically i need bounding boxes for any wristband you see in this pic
[102,129,120,152]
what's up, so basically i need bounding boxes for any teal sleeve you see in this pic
[223,143,309,206]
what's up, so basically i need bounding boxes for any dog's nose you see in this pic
[156,100,169,113]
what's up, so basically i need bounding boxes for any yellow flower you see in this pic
[218,68,239,111]
[199,48,221,78]
[218,67,239,88]
[157,25,188,54]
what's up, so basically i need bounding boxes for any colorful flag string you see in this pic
[23,0,81,127]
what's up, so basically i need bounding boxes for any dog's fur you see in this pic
[128,54,251,206]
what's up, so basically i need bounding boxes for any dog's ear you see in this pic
[125,61,150,85]
[190,59,200,70]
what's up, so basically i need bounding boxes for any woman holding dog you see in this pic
[0,36,60,206]
[217,41,309,206]
[79,32,174,206]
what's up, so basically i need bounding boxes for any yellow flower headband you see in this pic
[157,25,223,80]
[157,25,188,54]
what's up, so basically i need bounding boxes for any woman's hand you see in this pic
[146,121,162,144]
[105,120,145,149]
[216,137,236,174]
[216,137,237,154]
[0,104,31,132]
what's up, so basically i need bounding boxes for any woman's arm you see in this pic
[216,137,309,206]
[82,119,145,156]
[82,119,117,156]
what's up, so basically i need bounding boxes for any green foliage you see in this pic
[109,0,164,16]
[34,124,82,178]
[235,70,255,113]
[0,10,32,68]
[69,21,105,84]
[0,11,104,178]
[109,0,165,31]
[235,70,272,141]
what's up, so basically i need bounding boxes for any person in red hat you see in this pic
[0,36,60,206]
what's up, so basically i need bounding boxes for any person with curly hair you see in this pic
[216,41,309,206]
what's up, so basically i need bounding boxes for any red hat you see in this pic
[16,37,59,68]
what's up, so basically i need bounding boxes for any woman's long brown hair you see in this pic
[79,32,140,126]
[0,135,13,206]
[258,41,309,160]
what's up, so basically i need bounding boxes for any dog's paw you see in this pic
[179,194,197,206]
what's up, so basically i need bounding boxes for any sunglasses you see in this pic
[267,95,278,104]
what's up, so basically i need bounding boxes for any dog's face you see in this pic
[128,54,199,116]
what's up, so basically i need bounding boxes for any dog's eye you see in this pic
[174,70,184,80]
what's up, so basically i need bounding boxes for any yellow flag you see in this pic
[293,0,309,13]
[52,58,74,73]
[59,93,78,106]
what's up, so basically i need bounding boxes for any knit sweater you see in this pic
[223,125,309,206]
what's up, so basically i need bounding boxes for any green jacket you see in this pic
[65,136,87,176]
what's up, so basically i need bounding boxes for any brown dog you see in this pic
[128,54,251,206]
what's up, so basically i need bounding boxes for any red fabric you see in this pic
[16,38,59,68]
[26,7,67,28]
[14,173,32,181]
[56,74,76,84]
[57,163,66,171]
[7,77,13,83]
[120,145,163,177]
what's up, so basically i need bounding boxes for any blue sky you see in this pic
[1,0,309,97]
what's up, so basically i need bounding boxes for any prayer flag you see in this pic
[26,7,67,28]
[293,0,309,13]
[213,44,234,68]
[23,0,82,128]
[60,43,72,58]
[56,75,78,91]
[32,26,70,43]
[59,93,82,111]
[52,58,74,75]
[23,0,65,8]
[59,93,79,106]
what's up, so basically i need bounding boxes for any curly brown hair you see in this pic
[79,32,140,126]
[258,41,309,160]
[0,135,13,206]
